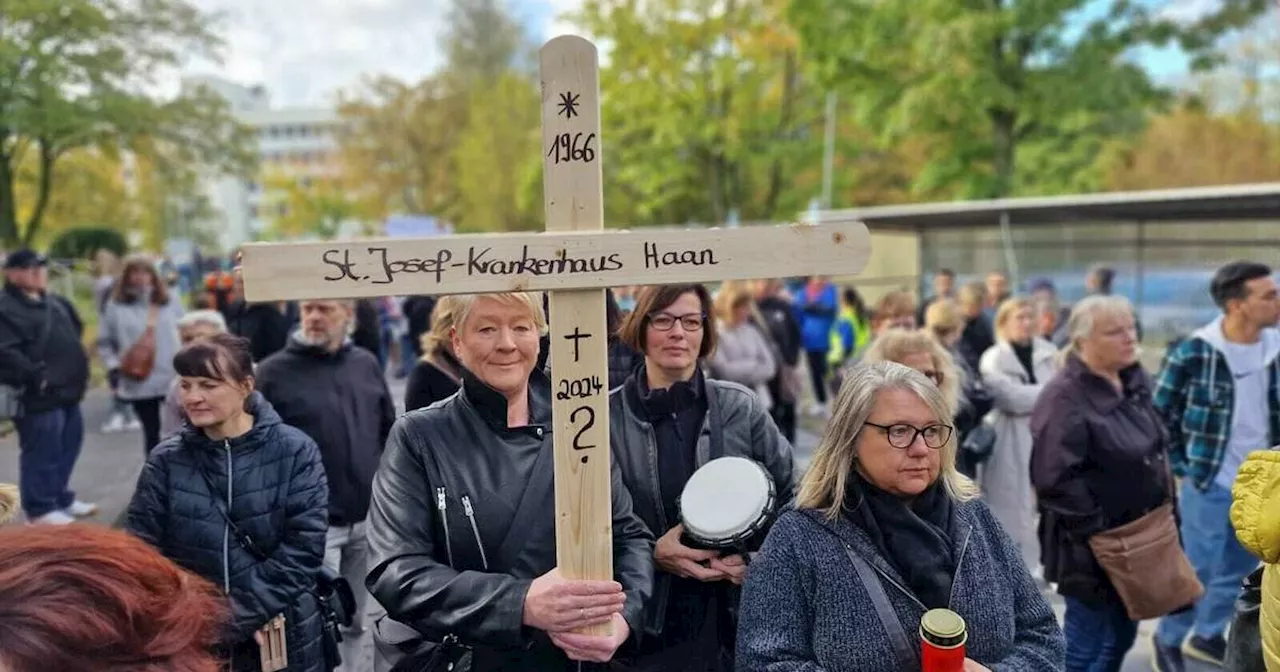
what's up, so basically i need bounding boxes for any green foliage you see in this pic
[786,0,1270,198]
[48,226,128,260]
[261,172,379,240]
[0,0,257,247]
[338,0,543,232]
[573,0,822,226]
[451,73,542,232]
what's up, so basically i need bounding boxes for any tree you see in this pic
[787,0,1270,199]
[443,0,528,84]
[451,73,542,232]
[571,0,824,226]
[48,226,128,260]
[0,0,257,247]
[13,146,133,244]
[337,0,539,231]
[1098,104,1280,190]
[336,75,466,221]
[1189,8,1280,116]
[261,170,378,240]
[128,142,221,252]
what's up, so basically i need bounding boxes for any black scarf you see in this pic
[845,472,956,610]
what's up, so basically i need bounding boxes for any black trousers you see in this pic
[805,350,828,404]
[131,397,163,455]
[769,401,796,444]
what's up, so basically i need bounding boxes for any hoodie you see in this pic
[1153,316,1280,492]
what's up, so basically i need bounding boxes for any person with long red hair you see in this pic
[0,523,227,671]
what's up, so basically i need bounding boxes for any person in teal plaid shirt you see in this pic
[1150,261,1280,672]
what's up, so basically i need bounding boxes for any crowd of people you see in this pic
[0,246,1279,672]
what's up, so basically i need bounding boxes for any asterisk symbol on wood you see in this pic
[557,91,580,118]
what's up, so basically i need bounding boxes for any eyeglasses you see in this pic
[648,312,705,332]
[864,422,953,449]
[916,369,944,385]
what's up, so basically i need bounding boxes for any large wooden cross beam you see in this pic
[240,35,871,636]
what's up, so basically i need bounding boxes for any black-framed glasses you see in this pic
[864,422,953,449]
[648,312,706,331]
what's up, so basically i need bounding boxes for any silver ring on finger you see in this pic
[580,607,586,619]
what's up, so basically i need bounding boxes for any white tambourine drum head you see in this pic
[680,456,774,547]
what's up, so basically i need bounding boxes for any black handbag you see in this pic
[390,634,471,672]
[960,423,997,464]
[196,467,351,671]
[1225,566,1265,672]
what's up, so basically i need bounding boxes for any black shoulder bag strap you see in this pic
[843,546,916,671]
[195,465,270,562]
[194,465,350,668]
[702,378,727,461]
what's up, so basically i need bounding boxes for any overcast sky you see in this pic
[179,0,582,108]
[175,0,1227,109]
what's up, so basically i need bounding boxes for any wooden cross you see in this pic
[239,35,871,636]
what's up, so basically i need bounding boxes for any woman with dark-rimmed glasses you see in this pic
[608,284,796,672]
[736,362,1064,672]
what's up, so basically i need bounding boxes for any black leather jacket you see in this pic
[365,370,655,671]
[610,369,797,639]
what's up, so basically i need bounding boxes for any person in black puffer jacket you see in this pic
[126,333,330,672]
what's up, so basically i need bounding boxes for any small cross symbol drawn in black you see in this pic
[564,327,592,362]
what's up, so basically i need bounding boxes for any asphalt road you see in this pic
[0,380,1216,671]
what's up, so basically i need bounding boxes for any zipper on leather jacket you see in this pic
[435,487,455,567]
[461,495,489,570]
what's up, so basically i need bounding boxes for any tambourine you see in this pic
[678,456,777,555]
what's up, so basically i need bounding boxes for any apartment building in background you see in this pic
[180,75,345,251]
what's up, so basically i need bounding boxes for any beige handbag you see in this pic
[1087,502,1205,621]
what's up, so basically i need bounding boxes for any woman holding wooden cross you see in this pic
[607,283,796,672]
[365,290,656,671]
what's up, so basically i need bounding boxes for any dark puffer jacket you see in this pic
[125,393,330,672]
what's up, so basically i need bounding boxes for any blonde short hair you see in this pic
[1058,294,1136,365]
[957,282,985,312]
[860,329,961,414]
[452,292,549,336]
[994,297,1034,340]
[797,361,980,520]
[924,299,963,340]
[713,282,752,322]
[874,290,916,323]
[421,296,465,357]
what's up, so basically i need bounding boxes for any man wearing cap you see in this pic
[0,250,93,524]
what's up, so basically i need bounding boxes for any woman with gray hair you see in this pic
[157,310,227,441]
[736,361,1064,672]
[1030,295,1174,671]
